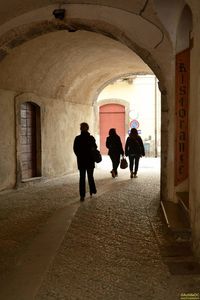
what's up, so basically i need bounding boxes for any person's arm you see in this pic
[125,138,129,156]
[106,137,110,149]
[91,136,97,150]
[73,137,79,156]
[139,137,145,156]
[119,137,124,155]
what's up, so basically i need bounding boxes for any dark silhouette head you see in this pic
[130,128,138,137]
[80,122,89,132]
[109,128,116,136]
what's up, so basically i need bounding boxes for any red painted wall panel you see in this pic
[100,104,125,154]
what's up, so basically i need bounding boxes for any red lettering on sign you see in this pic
[175,49,189,185]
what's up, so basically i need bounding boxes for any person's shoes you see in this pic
[130,171,134,179]
[134,173,137,178]
[115,171,118,177]
[90,191,97,197]
[80,197,85,201]
[111,170,115,178]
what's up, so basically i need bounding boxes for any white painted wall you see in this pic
[97,75,161,156]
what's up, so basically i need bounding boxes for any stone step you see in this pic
[161,200,191,235]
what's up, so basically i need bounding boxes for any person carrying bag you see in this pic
[106,128,124,178]
[120,157,128,169]
[125,128,145,178]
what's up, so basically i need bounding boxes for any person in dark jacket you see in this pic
[125,128,145,178]
[73,122,97,201]
[106,128,124,178]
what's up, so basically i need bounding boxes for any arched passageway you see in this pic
[0,0,200,265]
[0,28,162,185]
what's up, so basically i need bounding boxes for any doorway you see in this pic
[99,104,125,154]
[20,102,41,180]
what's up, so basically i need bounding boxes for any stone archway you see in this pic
[0,5,170,203]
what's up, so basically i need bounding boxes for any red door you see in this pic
[100,104,125,154]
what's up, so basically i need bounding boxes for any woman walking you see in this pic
[106,128,124,178]
[125,128,145,178]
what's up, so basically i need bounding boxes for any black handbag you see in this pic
[92,149,102,163]
[120,157,128,169]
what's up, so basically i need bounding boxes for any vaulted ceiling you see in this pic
[0,0,189,104]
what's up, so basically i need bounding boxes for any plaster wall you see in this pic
[128,77,161,147]
[0,90,93,191]
[0,30,151,105]
[41,98,93,178]
[98,80,134,102]
[153,0,185,47]
[0,89,16,190]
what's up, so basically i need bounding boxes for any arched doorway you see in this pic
[99,104,125,154]
[20,102,41,180]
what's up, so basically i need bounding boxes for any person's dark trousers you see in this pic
[79,168,96,197]
[128,154,140,174]
[110,154,120,175]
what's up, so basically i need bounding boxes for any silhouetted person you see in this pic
[106,128,124,178]
[73,122,97,201]
[125,128,145,178]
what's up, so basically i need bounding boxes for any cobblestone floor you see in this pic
[0,158,200,300]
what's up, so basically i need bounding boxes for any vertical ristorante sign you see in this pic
[175,49,190,186]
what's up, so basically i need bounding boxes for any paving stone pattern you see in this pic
[0,159,199,299]
[36,167,200,300]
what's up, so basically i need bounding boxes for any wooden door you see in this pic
[20,102,37,179]
[100,104,125,154]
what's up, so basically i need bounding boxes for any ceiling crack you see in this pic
[139,0,149,16]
